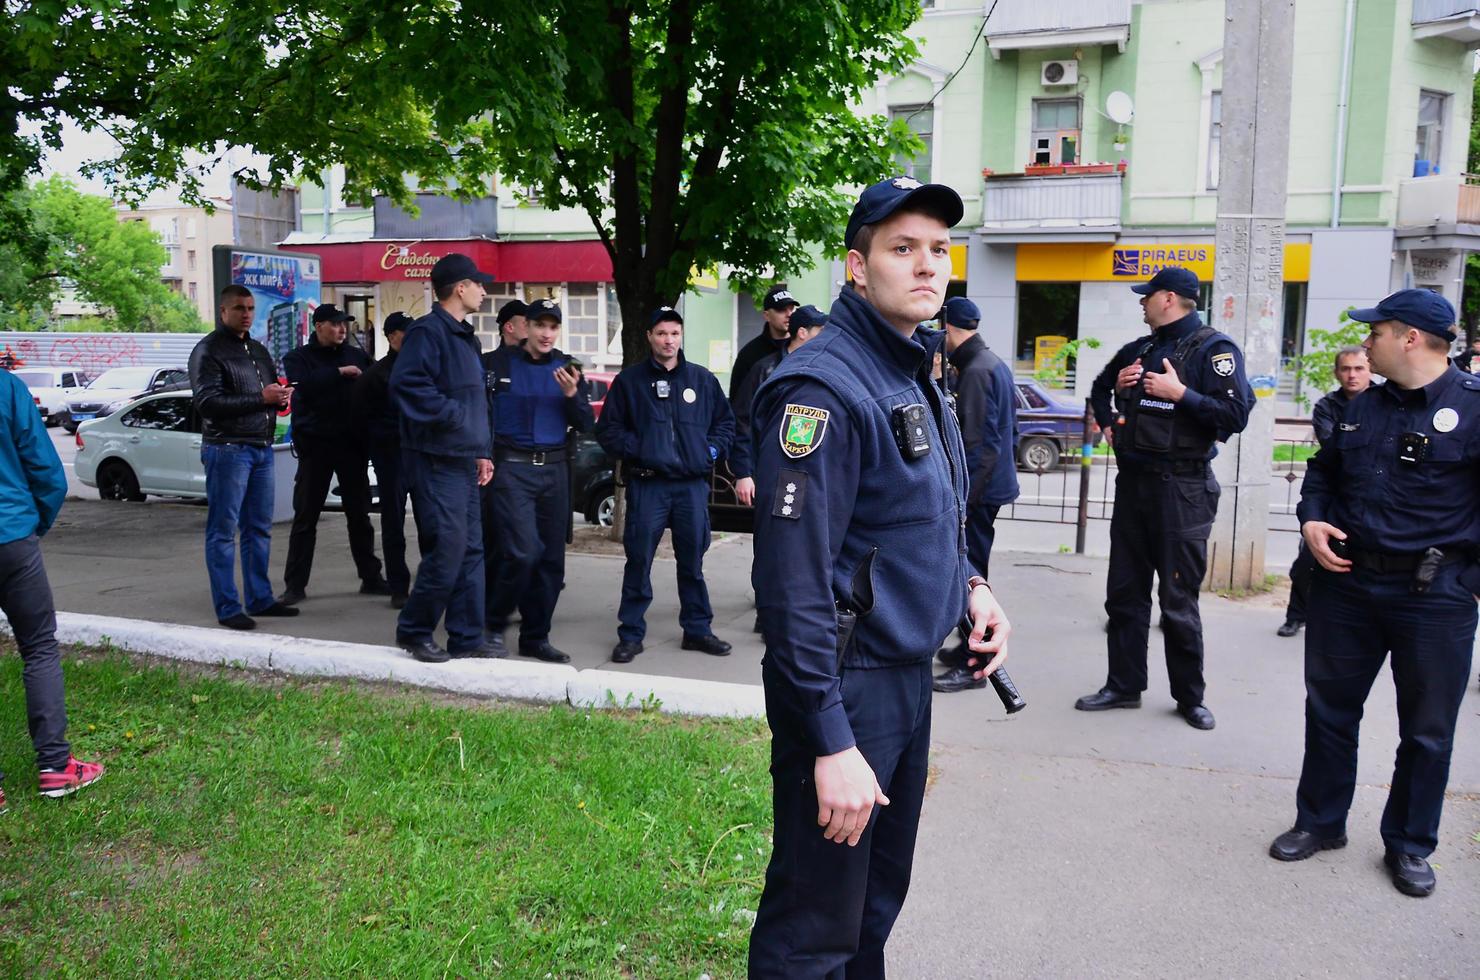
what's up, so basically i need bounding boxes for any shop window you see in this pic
[1016,282,1080,386]
[564,282,602,357]
[1031,99,1081,166]
[1415,90,1447,177]
[1206,91,1222,190]
[889,105,933,184]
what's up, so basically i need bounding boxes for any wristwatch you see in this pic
[967,575,990,593]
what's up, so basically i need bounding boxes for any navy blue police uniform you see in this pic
[594,308,735,656]
[747,177,976,977]
[1281,386,1361,633]
[730,304,829,486]
[389,254,495,659]
[728,286,797,403]
[1283,290,1480,885]
[353,312,420,602]
[479,300,529,623]
[1085,267,1254,721]
[484,299,593,662]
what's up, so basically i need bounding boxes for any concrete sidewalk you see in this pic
[32,499,1480,976]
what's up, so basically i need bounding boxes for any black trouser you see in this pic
[1284,542,1317,624]
[1294,562,1476,857]
[283,432,382,593]
[0,534,70,778]
[369,442,419,596]
[750,661,933,979]
[1103,464,1219,706]
[396,452,484,653]
[486,457,569,647]
[940,502,1001,665]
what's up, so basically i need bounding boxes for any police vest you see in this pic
[1118,326,1218,460]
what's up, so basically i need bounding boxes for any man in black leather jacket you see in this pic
[188,284,297,630]
[279,304,388,605]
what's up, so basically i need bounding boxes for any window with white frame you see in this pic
[1415,90,1447,176]
[1207,90,1222,190]
[1031,98,1081,166]
[890,105,933,184]
[564,283,602,357]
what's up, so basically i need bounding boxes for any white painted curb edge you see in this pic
[0,611,763,719]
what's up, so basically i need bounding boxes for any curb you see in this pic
[1,612,764,721]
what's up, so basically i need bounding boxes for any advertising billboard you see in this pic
[212,245,322,368]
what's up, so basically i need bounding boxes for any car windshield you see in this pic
[14,371,51,387]
[90,367,158,390]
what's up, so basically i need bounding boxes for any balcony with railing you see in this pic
[1395,173,1480,228]
[985,0,1132,55]
[1412,1,1480,41]
[980,169,1124,239]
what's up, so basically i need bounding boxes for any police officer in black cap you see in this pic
[596,306,735,663]
[390,253,500,663]
[1080,266,1254,729]
[280,303,388,605]
[747,176,1012,976]
[729,285,799,403]
[933,295,1021,694]
[353,311,418,607]
[479,298,531,624]
[483,298,593,661]
[496,300,529,349]
[1269,289,1480,899]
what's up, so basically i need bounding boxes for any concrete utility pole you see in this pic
[1206,0,1295,591]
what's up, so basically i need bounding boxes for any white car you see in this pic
[62,365,190,433]
[75,389,372,507]
[13,367,95,426]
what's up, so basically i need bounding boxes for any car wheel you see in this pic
[586,483,616,527]
[62,420,78,434]
[1019,437,1060,472]
[97,459,146,502]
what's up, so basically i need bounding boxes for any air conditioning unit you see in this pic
[1041,60,1078,87]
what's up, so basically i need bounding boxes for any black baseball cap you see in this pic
[527,298,562,323]
[942,296,981,329]
[1348,288,1457,340]
[788,305,828,335]
[383,312,412,336]
[763,286,799,312]
[312,304,353,324]
[845,176,965,251]
[1131,267,1201,300]
[650,306,684,327]
[430,252,495,290]
[496,300,528,326]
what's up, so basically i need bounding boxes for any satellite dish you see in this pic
[1106,91,1135,125]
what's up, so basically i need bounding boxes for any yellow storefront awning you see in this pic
[1016,242,1310,283]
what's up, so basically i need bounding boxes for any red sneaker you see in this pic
[38,757,105,799]
[0,785,8,814]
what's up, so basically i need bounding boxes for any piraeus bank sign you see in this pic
[1111,246,1212,278]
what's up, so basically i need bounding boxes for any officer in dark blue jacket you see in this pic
[353,311,418,607]
[934,296,1021,694]
[484,298,593,662]
[479,299,530,630]
[389,253,500,664]
[1269,289,1480,900]
[746,177,1012,977]
[1078,266,1254,730]
[595,307,736,663]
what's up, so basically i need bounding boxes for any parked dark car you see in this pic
[61,365,191,433]
[1014,380,1090,471]
[573,432,617,526]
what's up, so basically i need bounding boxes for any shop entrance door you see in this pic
[1016,283,1081,388]
[343,293,376,358]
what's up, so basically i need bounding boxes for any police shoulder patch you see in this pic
[780,403,829,458]
[1211,351,1235,377]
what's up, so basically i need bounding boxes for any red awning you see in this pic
[278,239,613,284]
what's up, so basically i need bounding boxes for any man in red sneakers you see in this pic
[0,369,104,803]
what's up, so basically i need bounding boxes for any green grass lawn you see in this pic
[0,650,772,978]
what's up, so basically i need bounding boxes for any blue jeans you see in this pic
[202,443,275,620]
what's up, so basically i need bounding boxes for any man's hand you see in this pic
[261,383,290,406]
[338,365,363,379]
[1141,358,1188,401]
[1302,520,1351,573]
[1100,425,1114,447]
[815,746,889,847]
[1115,358,1144,393]
[554,365,580,397]
[965,584,1011,678]
[735,476,756,506]
[476,458,494,486]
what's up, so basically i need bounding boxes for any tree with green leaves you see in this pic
[0,176,206,332]
[5,0,926,364]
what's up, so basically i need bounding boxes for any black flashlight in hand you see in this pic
[958,615,1026,714]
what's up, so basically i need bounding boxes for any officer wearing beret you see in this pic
[730,304,829,507]
[390,253,500,663]
[1080,266,1254,729]
[730,286,799,403]
[483,298,593,662]
[596,307,736,663]
[480,298,531,628]
[1270,289,1480,899]
[933,295,1021,694]
[746,177,1012,976]
[353,311,418,607]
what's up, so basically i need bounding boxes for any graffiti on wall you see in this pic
[0,334,148,374]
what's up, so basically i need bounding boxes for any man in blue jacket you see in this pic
[746,177,1012,976]
[390,253,500,663]
[933,295,1021,694]
[596,307,736,663]
[0,370,105,812]
[484,298,594,662]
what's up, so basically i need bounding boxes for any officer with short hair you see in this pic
[1270,289,1480,899]
[596,307,735,663]
[934,295,1021,694]
[496,300,529,349]
[484,298,593,662]
[730,285,798,402]
[1079,266,1254,730]
[730,304,829,507]
[354,311,418,607]
[747,177,1012,975]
